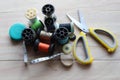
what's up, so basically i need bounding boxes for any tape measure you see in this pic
[60,52,74,67]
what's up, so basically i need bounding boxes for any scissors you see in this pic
[66,10,118,64]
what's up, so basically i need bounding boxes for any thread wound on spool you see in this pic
[34,39,55,56]
[59,23,71,32]
[55,27,69,45]
[59,22,74,34]
[38,42,49,53]
[31,20,44,31]
[45,14,57,22]
[44,17,55,32]
[25,8,37,23]
[40,30,53,43]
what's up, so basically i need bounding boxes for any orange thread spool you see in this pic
[34,39,55,55]
[38,42,49,53]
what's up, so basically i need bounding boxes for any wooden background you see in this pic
[0,0,120,80]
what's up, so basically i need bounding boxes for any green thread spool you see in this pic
[31,19,44,31]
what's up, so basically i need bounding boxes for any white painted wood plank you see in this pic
[0,61,119,80]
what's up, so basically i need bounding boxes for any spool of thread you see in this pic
[44,17,56,32]
[34,39,55,56]
[59,22,74,34]
[59,22,76,41]
[22,28,36,46]
[25,8,37,23]
[31,19,44,31]
[42,4,55,16]
[37,29,55,43]
[55,27,69,45]
[44,14,57,22]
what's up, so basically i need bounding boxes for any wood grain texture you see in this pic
[0,0,120,80]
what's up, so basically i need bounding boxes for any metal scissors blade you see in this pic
[66,13,89,33]
[78,11,89,32]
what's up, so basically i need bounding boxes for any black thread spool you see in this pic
[55,27,69,45]
[44,17,56,32]
[59,22,76,41]
[42,4,55,16]
[37,28,55,44]
[44,14,57,22]
[34,39,55,56]
[22,28,36,46]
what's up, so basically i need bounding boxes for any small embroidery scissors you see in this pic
[66,10,118,64]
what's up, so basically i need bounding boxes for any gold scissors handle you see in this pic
[73,32,93,64]
[89,28,118,53]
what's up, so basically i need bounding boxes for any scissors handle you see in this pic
[89,28,118,53]
[73,32,93,64]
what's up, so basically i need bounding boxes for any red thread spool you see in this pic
[34,39,55,56]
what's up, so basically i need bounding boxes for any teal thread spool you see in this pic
[59,22,74,34]
[58,37,69,45]
[55,27,69,45]
[59,22,76,41]
[31,19,44,31]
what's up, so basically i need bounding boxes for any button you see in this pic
[9,23,26,41]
